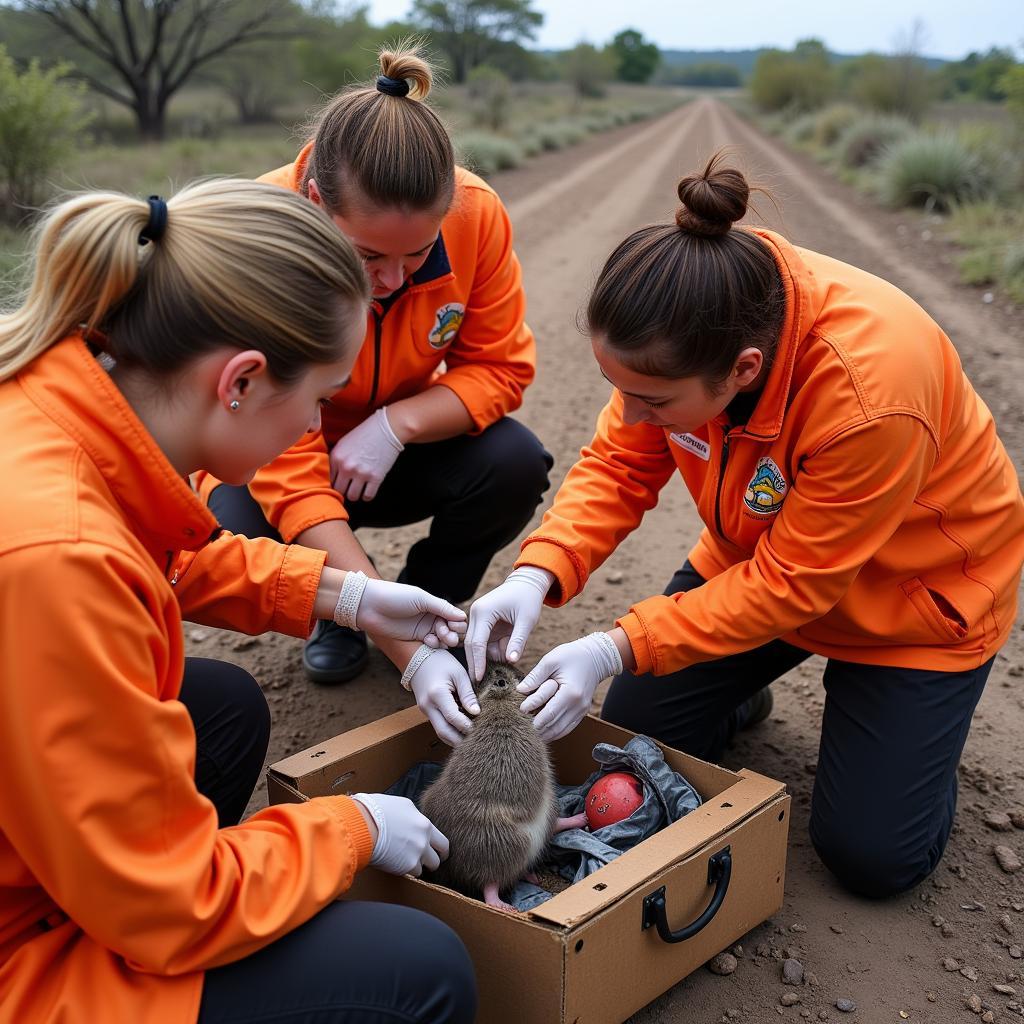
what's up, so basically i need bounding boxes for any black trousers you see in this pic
[208,416,553,604]
[179,658,477,1023]
[601,563,993,899]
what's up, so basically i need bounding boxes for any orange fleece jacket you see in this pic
[196,145,536,541]
[518,230,1024,675]
[0,338,373,1024]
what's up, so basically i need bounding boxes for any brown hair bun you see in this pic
[675,152,749,237]
[378,44,433,101]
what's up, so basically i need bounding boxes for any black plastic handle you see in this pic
[641,846,732,944]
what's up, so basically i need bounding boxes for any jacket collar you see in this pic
[736,229,829,441]
[18,337,218,554]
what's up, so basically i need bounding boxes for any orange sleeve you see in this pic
[0,543,373,975]
[516,390,676,603]
[172,531,326,639]
[617,415,937,675]
[436,187,536,432]
[246,428,350,543]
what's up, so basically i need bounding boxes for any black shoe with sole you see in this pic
[302,619,369,685]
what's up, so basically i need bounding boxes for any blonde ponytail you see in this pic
[304,39,455,215]
[0,178,370,384]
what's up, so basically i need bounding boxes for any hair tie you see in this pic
[139,195,167,245]
[376,74,410,98]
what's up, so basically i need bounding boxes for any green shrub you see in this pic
[749,42,834,112]
[455,132,523,177]
[812,104,861,147]
[957,247,1000,285]
[836,113,914,168]
[879,132,988,210]
[467,65,511,132]
[1004,242,1024,301]
[784,112,820,146]
[0,45,91,223]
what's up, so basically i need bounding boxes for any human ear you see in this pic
[215,350,269,413]
[308,178,323,207]
[733,347,765,389]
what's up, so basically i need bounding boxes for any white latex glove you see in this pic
[336,573,466,648]
[465,566,555,682]
[517,632,623,743]
[329,407,403,502]
[404,647,480,747]
[352,792,449,876]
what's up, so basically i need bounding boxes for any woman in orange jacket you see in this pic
[0,181,475,1022]
[467,154,1024,899]
[199,44,551,717]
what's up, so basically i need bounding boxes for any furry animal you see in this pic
[420,662,586,911]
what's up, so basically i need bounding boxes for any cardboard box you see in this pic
[268,708,790,1024]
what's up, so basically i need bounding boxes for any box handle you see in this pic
[641,846,732,944]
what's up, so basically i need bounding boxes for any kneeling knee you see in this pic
[410,912,477,1023]
[810,821,938,899]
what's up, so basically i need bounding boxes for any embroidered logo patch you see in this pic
[428,303,465,349]
[669,432,710,461]
[744,457,788,515]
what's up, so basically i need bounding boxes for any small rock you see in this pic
[790,924,808,933]
[725,1012,740,1021]
[781,993,801,1006]
[782,959,804,986]
[968,994,983,1013]
[830,924,844,934]
[942,957,961,971]
[805,972,819,987]
[757,943,771,957]
[926,991,937,1002]
[1013,901,1024,912]
[785,947,799,960]
[983,292,995,304]
[819,1013,829,1022]
[962,966,980,981]
[995,845,1022,874]
[708,952,738,976]
[994,983,1018,995]
[188,629,209,642]
[1011,944,1023,959]
[732,944,745,958]
[981,1012,995,1024]
[1002,913,1016,935]
[942,923,955,937]
[1010,809,1024,829]
[607,570,623,584]
[835,999,856,1013]
[985,810,1015,831]
[231,635,261,651]
[931,914,945,927]
[801,1013,811,1021]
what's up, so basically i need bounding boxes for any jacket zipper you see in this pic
[714,428,732,542]
[368,305,384,407]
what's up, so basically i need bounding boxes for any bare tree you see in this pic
[17,0,298,138]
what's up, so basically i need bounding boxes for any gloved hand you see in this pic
[403,647,479,747]
[351,792,449,876]
[517,632,624,743]
[329,408,403,502]
[465,566,555,681]
[335,572,466,648]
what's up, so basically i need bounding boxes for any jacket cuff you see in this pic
[615,609,657,676]
[321,796,375,871]
[272,544,328,638]
[515,539,586,607]
[276,496,349,544]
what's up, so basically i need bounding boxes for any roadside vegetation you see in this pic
[734,38,1024,303]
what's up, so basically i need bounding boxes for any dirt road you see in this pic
[194,97,1024,1022]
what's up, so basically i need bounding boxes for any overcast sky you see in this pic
[363,0,1021,61]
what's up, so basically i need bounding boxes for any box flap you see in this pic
[527,769,785,929]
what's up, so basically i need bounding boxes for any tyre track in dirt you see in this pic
[214,96,1024,1023]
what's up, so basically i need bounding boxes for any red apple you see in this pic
[584,771,645,829]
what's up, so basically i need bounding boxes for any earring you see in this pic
[229,400,240,411]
